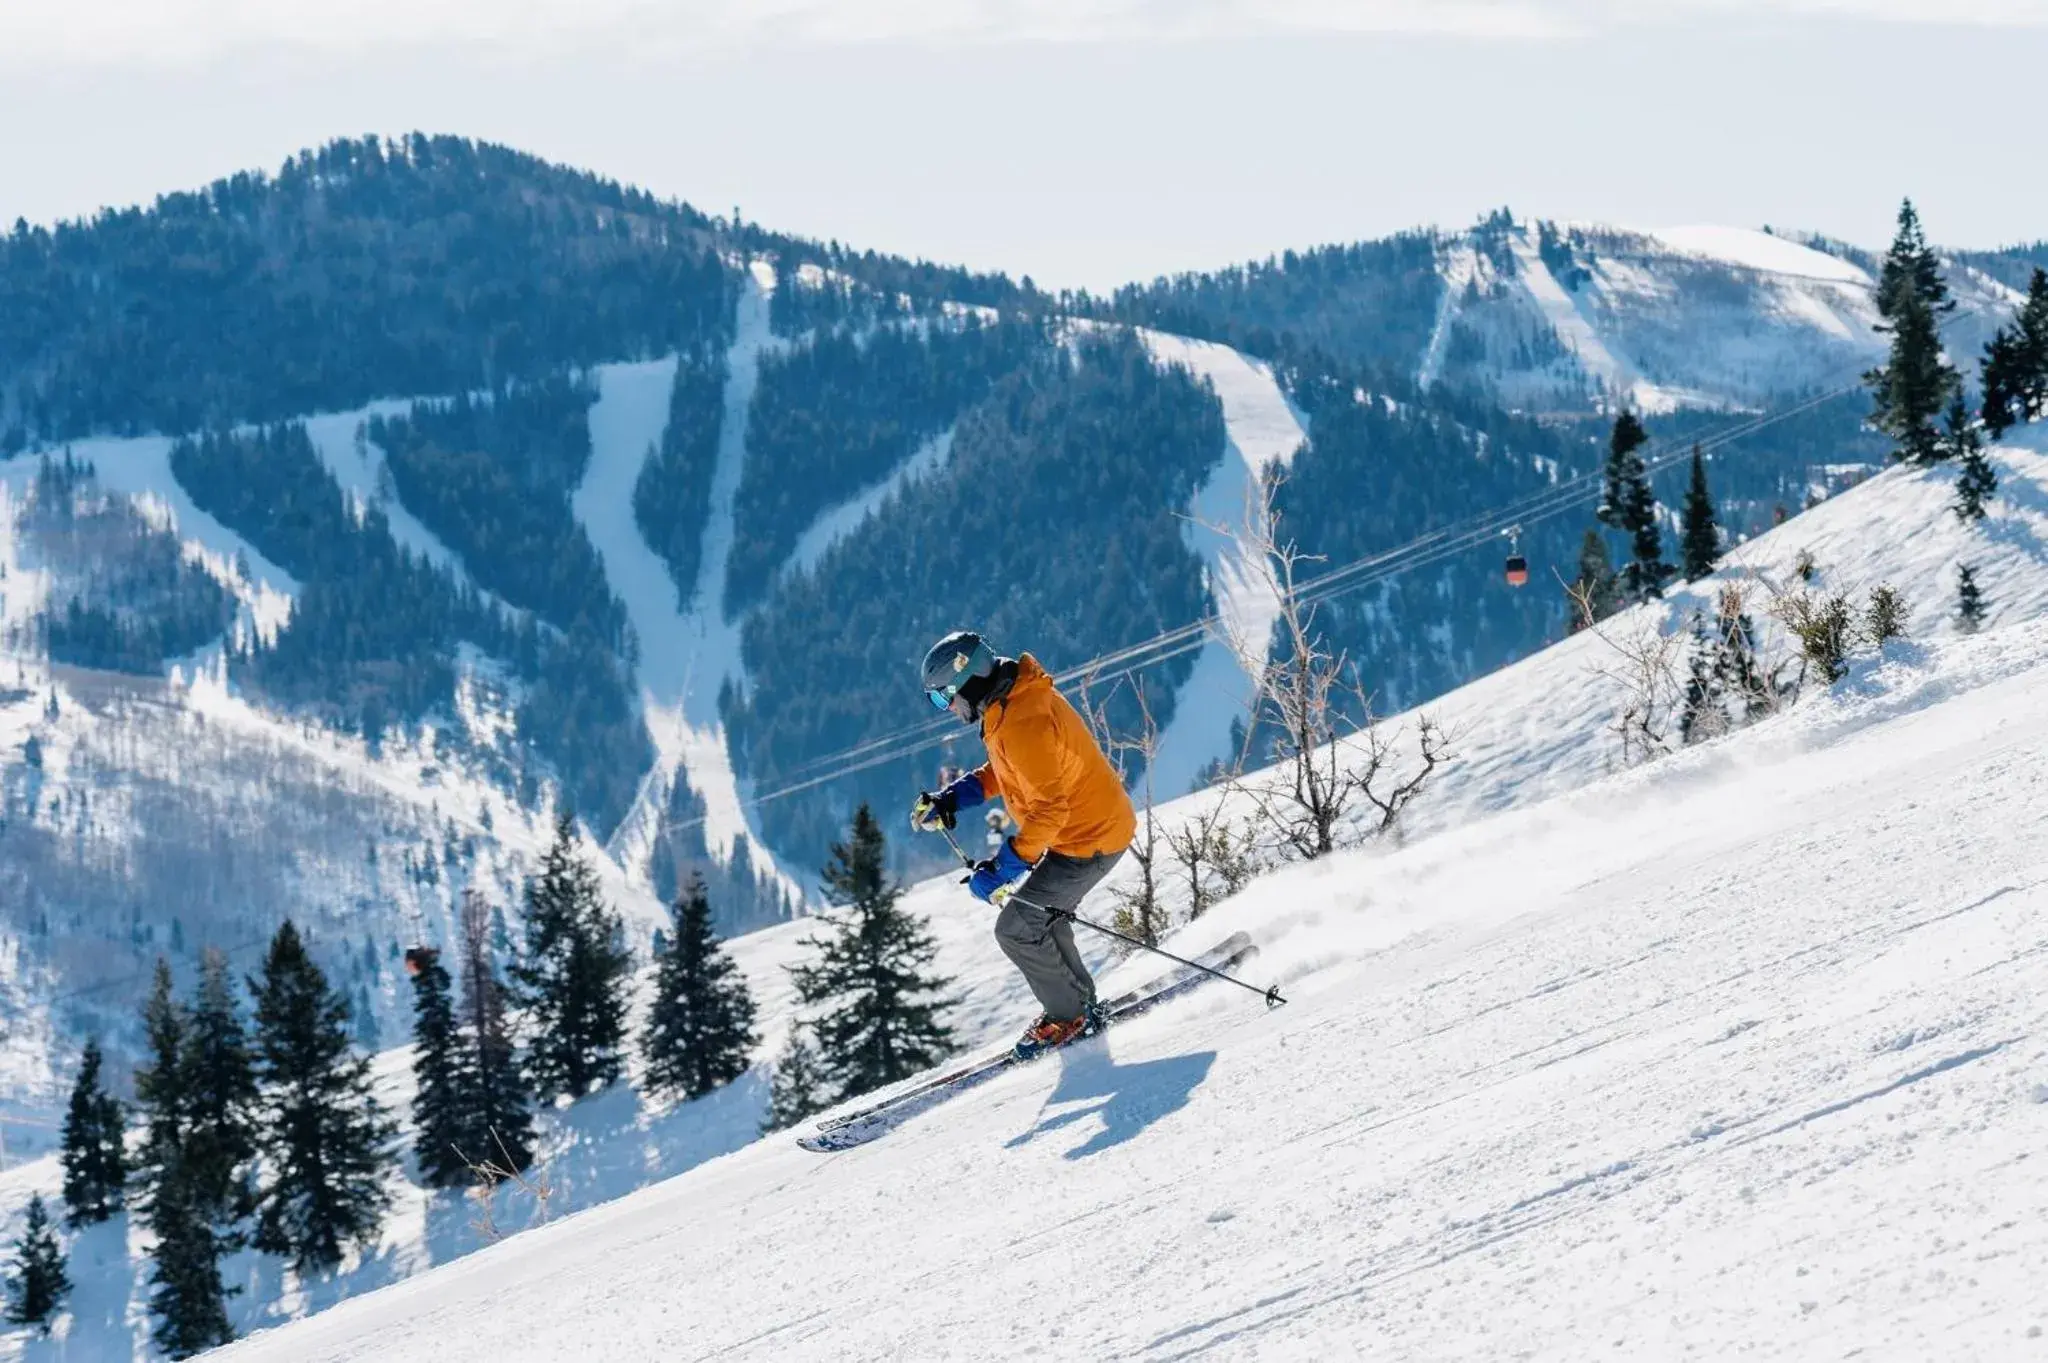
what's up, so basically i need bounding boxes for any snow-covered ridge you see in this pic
[191,428,2048,1363]
[1645,224,1873,285]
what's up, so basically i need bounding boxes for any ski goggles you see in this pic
[925,640,995,711]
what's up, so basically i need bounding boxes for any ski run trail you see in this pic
[162,428,2048,1362]
[1137,331,1307,800]
[578,261,804,905]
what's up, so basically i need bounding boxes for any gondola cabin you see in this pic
[1502,524,1529,588]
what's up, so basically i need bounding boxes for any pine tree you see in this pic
[60,1038,127,1226]
[1949,394,1997,522]
[1568,528,1620,629]
[5,1195,70,1334]
[250,921,395,1271]
[1678,446,1721,581]
[1865,199,1960,466]
[1980,268,2048,439]
[456,890,536,1177]
[132,958,188,1217]
[406,946,470,1187]
[147,1174,234,1359]
[353,988,380,1051]
[181,947,258,1237]
[1597,411,1648,534]
[1623,471,1670,602]
[642,875,759,1102]
[1956,563,1988,633]
[763,1030,830,1133]
[511,817,633,1103]
[1711,590,1773,725]
[789,805,954,1103]
[1599,413,1669,601]
[1678,621,1722,747]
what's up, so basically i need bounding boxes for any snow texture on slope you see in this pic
[1647,225,1873,284]
[198,448,2048,1363]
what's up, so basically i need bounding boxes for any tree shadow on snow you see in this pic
[24,1215,137,1363]
[1003,1043,1217,1160]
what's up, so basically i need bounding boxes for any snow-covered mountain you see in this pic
[3,136,2040,1192]
[1121,214,2025,414]
[6,417,2044,1359]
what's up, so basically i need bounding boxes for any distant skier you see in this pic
[912,630,1136,1059]
[983,806,1014,855]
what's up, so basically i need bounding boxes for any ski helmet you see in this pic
[921,630,998,721]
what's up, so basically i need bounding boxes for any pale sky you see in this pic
[2,0,2044,291]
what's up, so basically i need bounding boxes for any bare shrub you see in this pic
[1227,477,1451,858]
[1164,802,1259,920]
[1566,575,1688,765]
[459,1130,554,1245]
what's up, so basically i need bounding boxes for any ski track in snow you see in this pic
[1137,332,1307,799]
[576,262,804,908]
[197,428,2048,1363]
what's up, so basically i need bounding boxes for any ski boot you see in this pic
[1011,1001,1111,1061]
[1013,1012,1086,1061]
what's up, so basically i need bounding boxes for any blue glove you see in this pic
[968,837,1032,903]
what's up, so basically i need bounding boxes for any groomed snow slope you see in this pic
[204,437,2048,1361]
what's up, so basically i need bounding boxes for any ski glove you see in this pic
[912,773,985,833]
[968,837,1032,903]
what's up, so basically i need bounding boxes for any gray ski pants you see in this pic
[994,848,1124,1021]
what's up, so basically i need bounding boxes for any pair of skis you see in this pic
[796,932,1262,1154]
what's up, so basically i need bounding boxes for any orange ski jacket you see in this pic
[972,654,1136,864]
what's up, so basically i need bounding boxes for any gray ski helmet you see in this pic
[921,630,997,718]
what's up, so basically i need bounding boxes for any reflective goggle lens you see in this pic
[927,687,954,711]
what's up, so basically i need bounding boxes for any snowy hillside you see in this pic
[5,427,2041,1358]
[0,264,823,1131]
[1419,219,2012,413]
[189,428,2048,1361]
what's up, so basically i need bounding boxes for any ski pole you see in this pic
[941,824,1285,1006]
[1012,891,1286,1008]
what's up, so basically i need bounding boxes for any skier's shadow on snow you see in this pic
[1003,1043,1217,1160]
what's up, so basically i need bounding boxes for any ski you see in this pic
[796,933,1260,1154]
[806,931,1253,1138]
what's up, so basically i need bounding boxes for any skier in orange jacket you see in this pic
[912,630,1136,1059]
